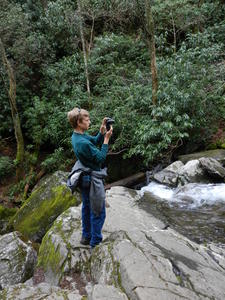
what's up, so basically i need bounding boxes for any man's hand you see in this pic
[100,117,108,135]
[104,125,113,144]
[105,125,113,139]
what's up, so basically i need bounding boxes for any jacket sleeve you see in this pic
[85,131,105,146]
[82,141,108,165]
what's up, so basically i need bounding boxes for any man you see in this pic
[67,107,113,249]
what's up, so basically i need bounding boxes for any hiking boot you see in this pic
[80,237,91,245]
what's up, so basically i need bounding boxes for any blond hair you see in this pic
[67,107,89,129]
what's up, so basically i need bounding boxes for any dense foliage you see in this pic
[0,0,224,189]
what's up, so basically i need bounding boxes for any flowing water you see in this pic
[137,182,225,245]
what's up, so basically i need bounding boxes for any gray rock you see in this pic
[178,149,225,165]
[153,161,184,187]
[153,159,211,187]
[90,186,225,300]
[31,170,69,193]
[0,282,82,299]
[0,231,37,288]
[23,277,34,286]
[165,160,184,172]
[9,170,81,242]
[206,243,225,270]
[153,157,225,187]
[22,185,225,299]
[177,159,209,185]
[36,206,91,286]
[199,157,225,180]
[88,284,128,300]
[153,170,178,187]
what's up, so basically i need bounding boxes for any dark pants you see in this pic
[81,175,106,248]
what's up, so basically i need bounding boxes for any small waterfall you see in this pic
[138,181,225,244]
[139,182,225,209]
[139,181,225,209]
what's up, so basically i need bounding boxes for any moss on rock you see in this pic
[36,206,84,285]
[37,234,63,273]
[8,171,81,242]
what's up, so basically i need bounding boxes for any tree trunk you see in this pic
[88,15,95,55]
[40,0,48,9]
[0,38,25,181]
[144,0,158,105]
[171,12,176,53]
[196,0,204,32]
[77,0,91,96]
[105,172,146,190]
[198,0,204,7]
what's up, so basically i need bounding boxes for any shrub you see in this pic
[0,156,15,181]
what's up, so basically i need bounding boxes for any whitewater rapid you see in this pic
[139,181,225,209]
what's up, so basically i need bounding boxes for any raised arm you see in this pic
[82,140,108,165]
[80,126,113,165]
[85,131,105,146]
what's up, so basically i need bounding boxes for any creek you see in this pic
[136,181,225,245]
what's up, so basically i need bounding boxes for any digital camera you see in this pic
[105,117,115,131]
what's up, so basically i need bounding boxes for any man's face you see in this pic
[78,115,91,131]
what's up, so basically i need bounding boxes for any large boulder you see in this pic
[18,185,225,300]
[178,149,225,165]
[153,161,184,186]
[8,171,81,242]
[0,282,82,299]
[199,157,225,180]
[34,206,126,298]
[36,206,90,286]
[92,186,225,300]
[153,157,225,187]
[177,159,210,185]
[0,231,37,288]
[153,159,208,187]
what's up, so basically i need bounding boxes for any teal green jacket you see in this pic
[71,131,108,171]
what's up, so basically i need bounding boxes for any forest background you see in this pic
[0,0,224,204]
